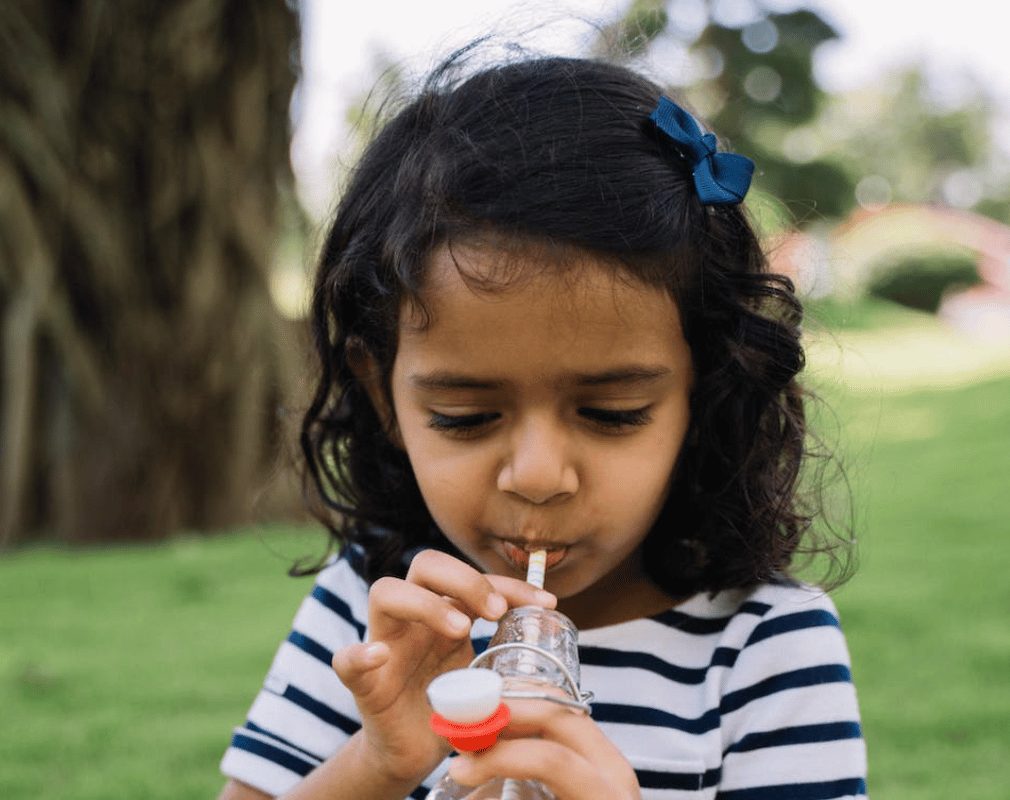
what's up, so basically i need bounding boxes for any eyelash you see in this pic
[426,407,653,435]
[427,412,499,432]
[580,407,652,428]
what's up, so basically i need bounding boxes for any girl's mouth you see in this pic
[501,540,568,573]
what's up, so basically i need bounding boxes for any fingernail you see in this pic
[485,593,507,618]
[448,610,471,633]
[448,755,473,782]
[535,590,556,606]
[362,643,386,663]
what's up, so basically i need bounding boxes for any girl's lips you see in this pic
[501,540,568,572]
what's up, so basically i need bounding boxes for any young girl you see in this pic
[219,53,866,800]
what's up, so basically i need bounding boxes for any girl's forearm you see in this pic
[280,731,429,800]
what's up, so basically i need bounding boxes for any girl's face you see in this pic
[386,243,694,627]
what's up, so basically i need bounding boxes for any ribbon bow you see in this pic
[649,96,754,206]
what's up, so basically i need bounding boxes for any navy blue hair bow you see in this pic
[649,96,754,206]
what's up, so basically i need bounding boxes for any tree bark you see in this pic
[0,1,301,545]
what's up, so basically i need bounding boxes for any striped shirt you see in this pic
[221,548,867,798]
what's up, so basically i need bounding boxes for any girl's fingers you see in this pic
[331,642,390,698]
[363,551,559,658]
[368,576,476,640]
[405,549,556,620]
[405,550,511,620]
[501,695,598,741]
[484,573,558,611]
[448,739,635,800]
[499,698,632,783]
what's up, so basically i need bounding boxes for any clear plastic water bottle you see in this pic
[426,606,590,800]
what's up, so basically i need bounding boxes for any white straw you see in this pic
[508,548,549,796]
[526,549,547,589]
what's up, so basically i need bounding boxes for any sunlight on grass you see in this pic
[806,325,1010,393]
[804,295,1010,393]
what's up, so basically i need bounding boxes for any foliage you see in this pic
[690,8,852,218]
[821,68,1008,219]
[865,250,979,312]
[595,0,855,222]
[591,1,1010,225]
[0,2,301,546]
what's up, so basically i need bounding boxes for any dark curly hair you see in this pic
[298,52,852,597]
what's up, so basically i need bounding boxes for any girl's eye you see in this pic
[427,407,653,436]
[579,406,653,429]
[427,412,499,435]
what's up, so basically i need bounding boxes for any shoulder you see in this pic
[711,583,867,795]
[710,582,853,694]
[642,581,844,645]
[733,581,846,647]
[297,545,371,641]
[714,583,866,788]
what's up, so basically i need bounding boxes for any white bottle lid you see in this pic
[426,668,503,724]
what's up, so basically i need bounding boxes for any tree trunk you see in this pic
[0,1,301,545]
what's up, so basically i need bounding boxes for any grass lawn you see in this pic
[0,528,325,799]
[812,374,1010,799]
[2,308,1009,798]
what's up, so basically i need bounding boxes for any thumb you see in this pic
[332,641,390,697]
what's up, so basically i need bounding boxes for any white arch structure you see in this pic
[826,204,1010,298]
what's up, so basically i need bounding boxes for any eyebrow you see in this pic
[409,366,672,391]
[573,366,672,386]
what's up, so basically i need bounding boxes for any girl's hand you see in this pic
[448,695,641,800]
[331,549,556,786]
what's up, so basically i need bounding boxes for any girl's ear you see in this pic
[346,339,404,449]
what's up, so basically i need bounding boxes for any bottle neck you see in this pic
[483,606,581,699]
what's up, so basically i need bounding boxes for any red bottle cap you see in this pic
[429,702,511,752]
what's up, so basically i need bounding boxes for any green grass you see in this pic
[804,294,935,332]
[814,375,1010,799]
[0,527,327,799]
[2,325,1009,798]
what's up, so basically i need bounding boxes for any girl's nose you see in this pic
[496,417,579,505]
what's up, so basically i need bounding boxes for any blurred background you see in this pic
[1,1,1007,797]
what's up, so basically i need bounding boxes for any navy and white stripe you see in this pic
[221,552,867,798]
